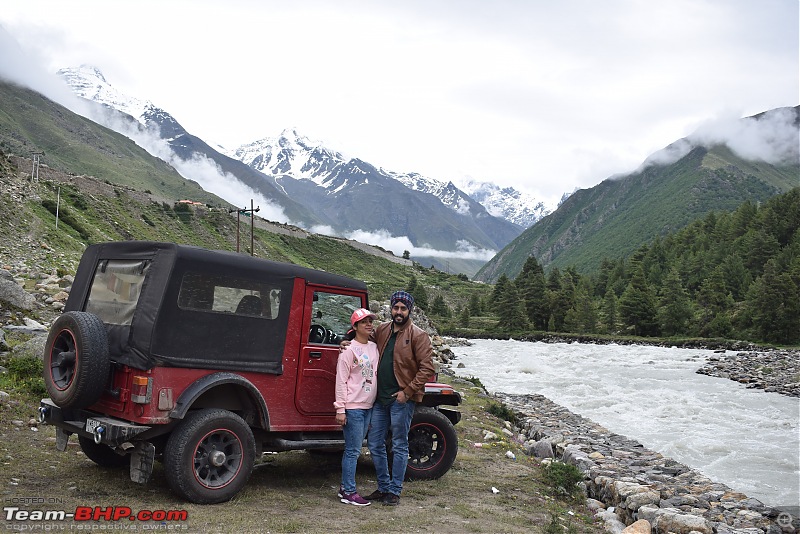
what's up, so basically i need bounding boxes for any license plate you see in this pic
[85,418,102,433]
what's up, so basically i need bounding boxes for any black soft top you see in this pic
[66,241,367,372]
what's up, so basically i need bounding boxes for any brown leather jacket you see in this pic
[373,318,435,403]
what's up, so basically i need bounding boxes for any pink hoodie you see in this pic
[334,340,380,413]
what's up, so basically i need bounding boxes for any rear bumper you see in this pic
[39,398,151,447]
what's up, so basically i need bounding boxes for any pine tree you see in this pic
[516,256,549,330]
[459,305,471,328]
[468,293,483,316]
[619,263,659,336]
[497,283,528,332]
[602,291,619,334]
[564,280,597,334]
[413,283,429,310]
[657,268,692,336]
[431,294,451,317]
[695,267,734,337]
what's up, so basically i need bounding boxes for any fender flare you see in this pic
[170,372,270,429]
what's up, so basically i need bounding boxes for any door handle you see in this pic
[309,352,322,359]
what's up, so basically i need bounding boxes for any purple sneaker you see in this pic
[340,491,371,506]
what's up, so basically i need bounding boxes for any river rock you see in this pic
[488,391,794,534]
[621,519,652,534]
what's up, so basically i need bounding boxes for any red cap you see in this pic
[350,308,377,327]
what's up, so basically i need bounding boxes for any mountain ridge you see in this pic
[475,106,800,282]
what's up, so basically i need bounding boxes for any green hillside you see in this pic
[0,151,487,307]
[0,80,228,207]
[477,127,800,283]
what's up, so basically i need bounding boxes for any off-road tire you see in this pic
[43,311,109,409]
[164,409,256,504]
[78,435,129,468]
[405,406,459,480]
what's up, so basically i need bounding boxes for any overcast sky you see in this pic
[1,0,797,207]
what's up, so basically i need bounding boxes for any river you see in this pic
[450,339,800,509]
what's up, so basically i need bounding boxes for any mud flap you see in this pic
[55,427,71,452]
[130,442,155,484]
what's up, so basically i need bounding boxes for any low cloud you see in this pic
[0,25,91,118]
[312,226,496,261]
[641,108,799,170]
[82,105,292,224]
[1,26,292,224]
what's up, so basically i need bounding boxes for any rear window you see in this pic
[85,259,151,325]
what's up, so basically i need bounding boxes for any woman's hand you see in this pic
[335,413,346,425]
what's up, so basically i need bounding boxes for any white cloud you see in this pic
[640,107,800,170]
[310,227,496,261]
[1,0,797,206]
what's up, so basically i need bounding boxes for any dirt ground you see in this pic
[1,375,606,533]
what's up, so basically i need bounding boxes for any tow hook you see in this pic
[93,425,106,444]
[37,406,48,424]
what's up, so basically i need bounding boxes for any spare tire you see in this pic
[43,311,110,409]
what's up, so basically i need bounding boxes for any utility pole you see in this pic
[229,200,260,255]
[31,151,44,183]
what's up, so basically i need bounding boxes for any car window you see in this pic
[86,259,151,326]
[178,272,281,319]
[309,292,362,345]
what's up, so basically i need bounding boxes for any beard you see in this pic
[392,313,409,325]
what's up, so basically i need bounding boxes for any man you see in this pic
[364,290,435,506]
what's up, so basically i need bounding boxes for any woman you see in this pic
[334,307,380,506]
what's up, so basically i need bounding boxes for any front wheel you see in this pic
[164,409,256,504]
[405,407,458,480]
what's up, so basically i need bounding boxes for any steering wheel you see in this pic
[326,329,339,345]
[309,324,326,344]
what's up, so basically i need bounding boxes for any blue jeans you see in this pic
[340,408,371,494]
[368,399,415,496]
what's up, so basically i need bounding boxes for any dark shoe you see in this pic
[364,489,387,501]
[382,493,400,506]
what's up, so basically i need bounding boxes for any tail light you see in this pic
[131,375,152,404]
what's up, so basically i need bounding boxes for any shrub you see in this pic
[487,401,519,426]
[542,461,584,498]
[2,356,46,397]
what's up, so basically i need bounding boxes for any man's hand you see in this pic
[393,390,408,404]
[339,339,351,353]
[335,413,346,425]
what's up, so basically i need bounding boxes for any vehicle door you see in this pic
[295,285,365,416]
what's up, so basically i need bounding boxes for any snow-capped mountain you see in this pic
[56,65,539,274]
[459,179,551,228]
[235,129,352,191]
[230,129,523,248]
[236,129,533,228]
[58,65,159,129]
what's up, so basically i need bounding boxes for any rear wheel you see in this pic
[43,311,109,409]
[78,436,129,468]
[405,407,458,480]
[164,409,256,504]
